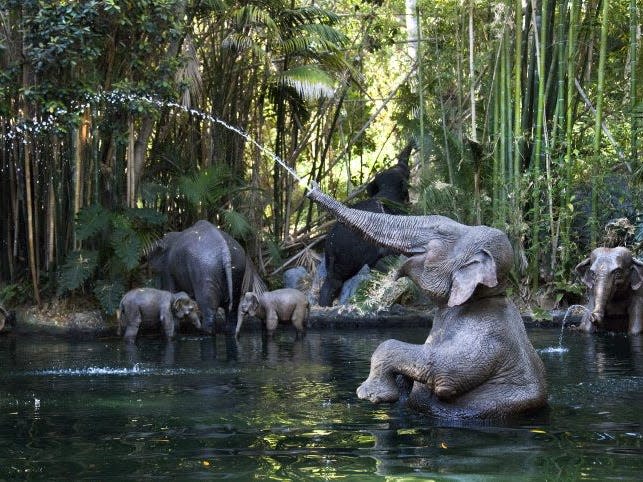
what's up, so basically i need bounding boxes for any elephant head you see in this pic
[235,292,261,336]
[576,247,643,326]
[171,292,201,331]
[307,186,513,306]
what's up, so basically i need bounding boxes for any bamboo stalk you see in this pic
[590,0,610,246]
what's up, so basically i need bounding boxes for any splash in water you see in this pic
[538,304,589,355]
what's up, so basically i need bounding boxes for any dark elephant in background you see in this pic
[319,141,414,306]
[306,186,547,419]
[575,247,643,335]
[147,220,266,332]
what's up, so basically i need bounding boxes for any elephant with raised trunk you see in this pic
[117,288,201,342]
[319,141,413,306]
[147,220,265,332]
[306,185,547,419]
[575,247,643,335]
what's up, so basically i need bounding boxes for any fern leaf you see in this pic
[94,279,125,315]
[58,250,99,293]
[110,217,142,272]
[75,204,110,241]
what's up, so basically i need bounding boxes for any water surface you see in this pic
[0,327,641,480]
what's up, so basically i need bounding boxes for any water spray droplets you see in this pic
[2,90,309,189]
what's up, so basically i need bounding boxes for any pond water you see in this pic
[0,327,641,480]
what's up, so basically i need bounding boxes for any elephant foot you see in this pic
[357,375,400,403]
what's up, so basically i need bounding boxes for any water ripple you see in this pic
[23,364,239,377]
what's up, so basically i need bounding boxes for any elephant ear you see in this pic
[575,258,593,288]
[448,249,498,307]
[631,258,643,291]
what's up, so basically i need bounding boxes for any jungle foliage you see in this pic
[0,0,641,313]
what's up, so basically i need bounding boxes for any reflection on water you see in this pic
[0,328,641,480]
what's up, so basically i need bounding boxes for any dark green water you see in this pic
[0,327,641,480]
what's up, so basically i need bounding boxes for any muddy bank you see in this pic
[3,304,584,339]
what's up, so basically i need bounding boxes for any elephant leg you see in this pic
[123,312,142,343]
[357,339,429,403]
[291,304,307,334]
[265,311,279,336]
[319,277,342,307]
[195,288,219,333]
[160,311,175,339]
[628,298,642,335]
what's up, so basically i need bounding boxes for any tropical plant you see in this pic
[57,205,166,314]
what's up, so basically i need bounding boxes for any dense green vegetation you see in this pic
[0,0,641,313]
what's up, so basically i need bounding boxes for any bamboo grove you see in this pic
[0,0,641,313]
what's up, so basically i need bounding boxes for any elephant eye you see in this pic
[613,268,623,279]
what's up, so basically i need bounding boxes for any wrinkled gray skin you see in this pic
[236,288,310,337]
[117,288,201,342]
[147,220,265,332]
[306,185,547,419]
[575,247,643,335]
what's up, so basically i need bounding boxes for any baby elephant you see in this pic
[117,288,201,342]
[236,288,309,337]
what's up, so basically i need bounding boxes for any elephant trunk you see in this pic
[307,187,440,256]
[235,309,245,338]
[591,275,614,324]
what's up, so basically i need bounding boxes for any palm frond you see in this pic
[222,209,252,239]
[299,24,347,47]
[278,65,335,100]
[232,5,278,32]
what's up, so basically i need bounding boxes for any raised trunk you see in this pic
[306,187,450,256]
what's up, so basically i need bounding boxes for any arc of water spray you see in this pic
[2,90,313,191]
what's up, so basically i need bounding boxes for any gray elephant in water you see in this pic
[117,288,201,342]
[235,288,309,337]
[147,220,265,333]
[575,247,643,335]
[306,185,547,419]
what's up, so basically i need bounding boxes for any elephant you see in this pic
[235,288,310,337]
[575,247,643,335]
[0,304,16,334]
[147,220,266,332]
[117,288,201,342]
[306,184,548,419]
[319,141,413,306]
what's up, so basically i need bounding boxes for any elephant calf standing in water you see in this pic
[307,185,547,419]
[117,288,201,342]
[575,247,643,335]
[236,288,309,337]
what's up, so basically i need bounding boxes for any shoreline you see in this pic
[2,304,584,339]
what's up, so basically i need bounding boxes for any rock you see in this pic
[283,266,310,290]
[338,264,370,305]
